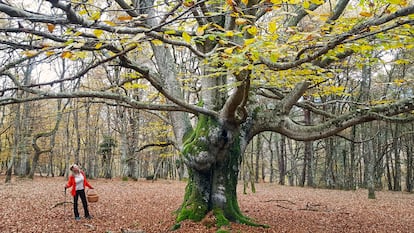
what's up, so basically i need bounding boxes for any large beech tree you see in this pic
[1,0,414,229]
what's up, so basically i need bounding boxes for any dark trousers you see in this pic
[73,189,90,218]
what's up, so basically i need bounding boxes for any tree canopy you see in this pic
[0,0,413,139]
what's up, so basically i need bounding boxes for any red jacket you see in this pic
[65,171,93,197]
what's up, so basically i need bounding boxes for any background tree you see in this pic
[99,135,117,179]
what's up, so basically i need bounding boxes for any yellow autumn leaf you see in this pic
[304,9,318,16]
[287,0,300,4]
[271,0,282,4]
[224,47,234,54]
[196,27,205,36]
[399,0,408,6]
[64,39,74,46]
[402,24,411,29]
[270,53,279,63]
[359,44,373,51]
[74,51,87,59]
[123,82,149,89]
[395,59,410,65]
[241,0,248,5]
[303,0,310,8]
[47,24,55,33]
[212,23,225,32]
[104,20,116,26]
[244,38,256,46]
[79,9,87,15]
[310,0,324,5]
[152,39,163,46]
[61,51,73,59]
[164,30,176,35]
[359,11,372,17]
[336,44,346,53]
[393,79,405,86]
[95,42,103,49]
[45,51,55,57]
[23,50,37,57]
[183,0,195,7]
[93,29,104,38]
[118,15,133,21]
[225,31,234,37]
[269,21,277,34]
[182,31,191,43]
[387,0,403,4]
[89,11,101,21]
[247,26,257,35]
[235,18,248,25]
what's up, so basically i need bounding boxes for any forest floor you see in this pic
[0,175,413,233]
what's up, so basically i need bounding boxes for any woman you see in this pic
[64,164,94,220]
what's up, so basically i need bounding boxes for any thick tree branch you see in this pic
[287,2,322,27]
[114,0,140,17]
[329,0,351,21]
[135,140,175,153]
[119,56,219,118]
[254,97,414,141]
[0,89,196,112]
[280,81,311,114]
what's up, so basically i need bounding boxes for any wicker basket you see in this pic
[87,189,99,203]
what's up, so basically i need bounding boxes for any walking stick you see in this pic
[64,187,67,221]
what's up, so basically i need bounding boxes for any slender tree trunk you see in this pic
[73,104,81,165]
[366,138,376,199]
[392,124,402,191]
[255,135,261,183]
[386,149,393,190]
[128,108,139,180]
[305,140,313,187]
[5,104,21,183]
[268,133,275,183]
[17,63,34,177]
[324,138,335,188]
[348,126,357,190]
[278,135,286,185]
[64,111,72,178]
[118,109,129,178]
[303,107,314,187]
[406,137,413,192]
[84,102,94,177]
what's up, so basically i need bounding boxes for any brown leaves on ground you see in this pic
[1,175,413,233]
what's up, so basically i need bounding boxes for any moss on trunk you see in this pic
[175,114,268,230]
[176,172,209,222]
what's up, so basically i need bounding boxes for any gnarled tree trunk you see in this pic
[176,115,262,227]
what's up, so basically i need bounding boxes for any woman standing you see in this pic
[65,164,94,220]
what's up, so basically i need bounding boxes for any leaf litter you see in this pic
[0,175,413,233]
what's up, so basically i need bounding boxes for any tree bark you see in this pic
[176,115,265,227]
[5,104,20,183]
[392,124,402,191]
[278,135,287,185]
[406,129,414,192]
